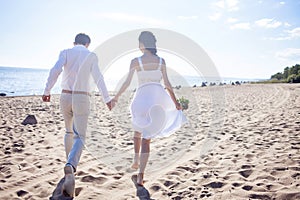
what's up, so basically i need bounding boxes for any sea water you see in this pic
[0,66,259,96]
[0,67,61,96]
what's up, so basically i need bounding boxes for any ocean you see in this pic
[0,67,62,96]
[0,66,261,96]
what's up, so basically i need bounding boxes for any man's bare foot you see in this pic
[131,162,139,170]
[62,165,75,197]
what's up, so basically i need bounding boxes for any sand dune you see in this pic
[0,84,300,199]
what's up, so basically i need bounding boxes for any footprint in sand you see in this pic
[80,175,107,184]
[232,182,242,187]
[242,185,253,191]
[238,169,253,178]
[249,194,271,200]
[162,180,175,187]
[200,189,212,198]
[75,187,83,196]
[205,181,224,189]
[149,184,162,192]
[16,189,28,197]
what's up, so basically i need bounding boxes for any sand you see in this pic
[0,83,300,200]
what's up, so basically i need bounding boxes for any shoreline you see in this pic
[2,82,293,98]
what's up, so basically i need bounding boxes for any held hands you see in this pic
[42,95,50,102]
[106,98,117,111]
[107,96,119,111]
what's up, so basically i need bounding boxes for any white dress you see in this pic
[130,57,187,139]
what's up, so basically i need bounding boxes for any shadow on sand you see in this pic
[131,175,155,200]
[49,177,73,200]
[49,175,154,199]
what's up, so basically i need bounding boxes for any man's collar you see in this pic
[73,44,88,49]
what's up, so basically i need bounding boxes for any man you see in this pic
[42,33,114,197]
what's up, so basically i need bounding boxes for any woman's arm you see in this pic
[161,59,182,110]
[113,58,137,101]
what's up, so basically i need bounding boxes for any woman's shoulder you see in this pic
[131,57,142,65]
[131,57,140,62]
[130,57,140,69]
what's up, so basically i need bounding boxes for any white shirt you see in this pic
[43,45,111,103]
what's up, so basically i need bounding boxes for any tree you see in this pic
[290,64,300,76]
[271,72,283,80]
[270,64,300,83]
[283,67,289,79]
[287,74,297,83]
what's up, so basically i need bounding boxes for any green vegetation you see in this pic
[177,96,189,110]
[270,64,300,83]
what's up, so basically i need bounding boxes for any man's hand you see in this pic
[42,95,51,102]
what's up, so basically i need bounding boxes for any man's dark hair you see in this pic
[74,33,91,45]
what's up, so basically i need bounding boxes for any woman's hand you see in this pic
[112,96,118,103]
[175,101,182,110]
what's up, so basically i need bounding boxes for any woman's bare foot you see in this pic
[131,162,139,170]
[137,173,144,186]
[131,155,139,170]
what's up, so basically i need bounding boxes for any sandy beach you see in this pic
[0,83,300,200]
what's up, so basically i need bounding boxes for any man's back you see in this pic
[61,45,91,92]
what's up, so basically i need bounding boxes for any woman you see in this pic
[113,31,187,186]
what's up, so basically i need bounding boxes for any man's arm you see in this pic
[90,53,112,109]
[42,50,66,101]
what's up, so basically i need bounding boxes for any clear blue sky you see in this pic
[0,0,299,79]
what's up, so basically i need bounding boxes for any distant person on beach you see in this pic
[42,33,114,197]
[113,31,187,186]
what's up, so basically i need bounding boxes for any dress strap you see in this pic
[138,57,144,71]
[158,57,162,70]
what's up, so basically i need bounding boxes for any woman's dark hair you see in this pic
[74,33,91,45]
[138,31,157,55]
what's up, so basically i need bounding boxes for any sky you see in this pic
[0,0,300,79]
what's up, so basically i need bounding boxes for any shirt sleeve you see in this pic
[43,50,66,95]
[90,53,111,103]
